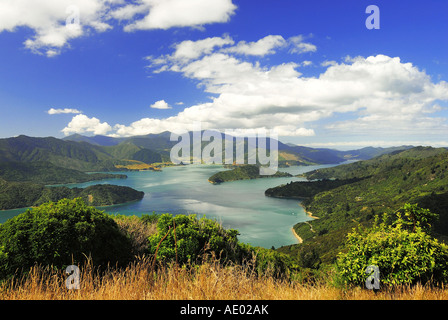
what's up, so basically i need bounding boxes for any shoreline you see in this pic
[291,227,303,244]
[299,203,319,219]
[290,203,320,245]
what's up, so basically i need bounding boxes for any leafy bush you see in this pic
[240,243,297,278]
[0,198,132,279]
[148,214,241,265]
[148,213,297,278]
[336,205,448,287]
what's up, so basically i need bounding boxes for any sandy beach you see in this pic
[291,227,303,244]
[291,204,320,244]
[299,203,319,219]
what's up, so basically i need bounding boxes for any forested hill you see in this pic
[0,178,144,210]
[208,164,292,184]
[0,135,166,172]
[271,147,448,264]
[303,146,448,180]
[0,161,127,185]
[0,134,413,176]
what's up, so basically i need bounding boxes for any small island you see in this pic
[208,164,292,184]
[0,179,144,210]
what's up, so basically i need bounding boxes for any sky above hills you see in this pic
[0,0,447,149]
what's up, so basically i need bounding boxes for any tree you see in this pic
[148,214,241,265]
[395,203,438,234]
[298,245,321,269]
[336,204,448,287]
[0,198,132,279]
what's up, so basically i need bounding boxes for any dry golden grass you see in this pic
[114,215,157,257]
[114,160,161,171]
[1,257,447,300]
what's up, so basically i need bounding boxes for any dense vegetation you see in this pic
[337,204,448,287]
[1,197,447,296]
[0,179,144,209]
[0,161,126,185]
[208,164,292,184]
[146,213,294,276]
[1,134,446,294]
[0,199,294,281]
[265,178,363,199]
[0,134,409,175]
[273,147,448,266]
[0,135,170,173]
[0,198,133,279]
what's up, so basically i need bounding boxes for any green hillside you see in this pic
[270,147,448,264]
[0,135,169,173]
[0,161,127,185]
[0,178,144,210]
[0,135,117,172]
[56,133,414,171]
[208,164,292,184]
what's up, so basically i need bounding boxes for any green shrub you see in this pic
[148,214,241,265]
[0,198,132,279]
[336,205,448,287]
[148,213,297,279]
[241,243,297,278]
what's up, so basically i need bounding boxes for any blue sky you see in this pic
[0,0,447,149]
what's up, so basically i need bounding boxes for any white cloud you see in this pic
[115,0,237,31]
[57,34,448,140]
[288,35,317,54]
[150,100,172,109]
[0,0,237,56]
[222,35,317,57]
[171,36,234,62]
[0,0,115,57]
[113,37,448,138]
[223,35,286,56]
[62,114,112,136]
[321,60,337,67]
[47,108,82,115]
[301,61,313,67]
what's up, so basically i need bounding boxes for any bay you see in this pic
[0,164,337,249]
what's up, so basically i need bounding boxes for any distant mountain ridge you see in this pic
[0,133,416,186]
[62,132,414,166]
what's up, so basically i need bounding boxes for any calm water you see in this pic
[0,164,337,248]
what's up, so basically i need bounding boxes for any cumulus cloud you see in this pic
[112,0,237,31]
[321,60,337,67]
[0,0,237,56]
[47,108,82,115]
[109,36,448,138]
[59,34,448,139]
[223,35,286,56]
[288,35,317,54]
[171,36,234,62]
[221,35,317,57]
[301,61,313,67]
[0,0,116,57]
[62,114,112,136]
[150,100,172,109]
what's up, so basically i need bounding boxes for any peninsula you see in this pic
[208,164,292,184]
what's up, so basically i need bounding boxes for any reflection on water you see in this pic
[0,164,338,248]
